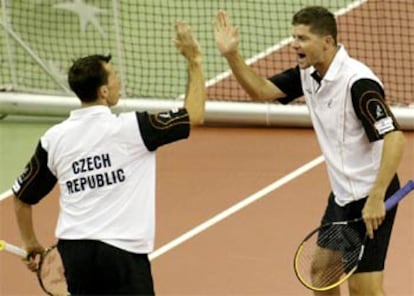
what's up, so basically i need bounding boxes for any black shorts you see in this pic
[57,239,155,295]
[319,175,400,273]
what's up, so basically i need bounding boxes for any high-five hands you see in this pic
[213,10,240,57]
[174,20,202,64]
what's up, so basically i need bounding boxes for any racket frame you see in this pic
[293,219,365,291]
[0,240,67,296]
[293,179,414,292]
[36,244,62,296]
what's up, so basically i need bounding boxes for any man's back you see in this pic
[43,106,156,252]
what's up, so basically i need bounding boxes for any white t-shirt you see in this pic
[269,46,399,206]
[13,105,190,253]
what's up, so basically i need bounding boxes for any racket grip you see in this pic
[385,180,414,211]
[0,240,27,257]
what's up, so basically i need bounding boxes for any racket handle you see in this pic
[385,180,414,211]
[0,240,27,257]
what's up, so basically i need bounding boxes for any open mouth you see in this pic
[297,53,306,62]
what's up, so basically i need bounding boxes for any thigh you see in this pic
[58,240,155,295]
[96,242,155,295]
[348,271,384,296]
[356,176,400,273]
[57,240,100,294]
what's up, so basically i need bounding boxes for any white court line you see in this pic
[0,189,12,201]
[148,155,325,261]
[0,156,325,259]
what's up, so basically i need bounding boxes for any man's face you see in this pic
[103,62,121,107]
[290,24,327,69]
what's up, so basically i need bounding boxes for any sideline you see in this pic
[0,189,12,201]
[149,155,325,260]
[0,156,325,261]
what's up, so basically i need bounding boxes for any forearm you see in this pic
[371,131,406,197]
[13,195,39,247]
[224,51,280,101]
[184,57,206,126]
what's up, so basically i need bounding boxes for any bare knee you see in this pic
[348,272,384,296]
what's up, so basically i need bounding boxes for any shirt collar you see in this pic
[69,105,112,119]
[310,45,348,83]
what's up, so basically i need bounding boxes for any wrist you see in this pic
[222,49,241,60]
[188,56,203,66]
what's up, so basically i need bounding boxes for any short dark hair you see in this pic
[68,54,112,102]
[292,6,337,44]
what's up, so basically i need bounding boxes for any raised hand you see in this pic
[213,10,240,57]
[174,20,202,64]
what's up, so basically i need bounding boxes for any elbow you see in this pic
[248,92,263,101]
[245,87,267,101]
[185,91,206,126]
[189,109,205,126]
[393,130,406,147]
[13,194,31,213]
[247,81,279,102]
[384,130,406,154]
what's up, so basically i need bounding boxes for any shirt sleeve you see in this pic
[12,141,57,204]
[268,66,303,104]
[351,78,400,142]
[136,107,191,151]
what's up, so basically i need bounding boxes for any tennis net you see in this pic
[0,1,413,111]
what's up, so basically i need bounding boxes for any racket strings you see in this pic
[39,247,68,296]
[296,223,363,289]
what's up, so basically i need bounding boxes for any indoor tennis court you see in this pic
[0,126,413,295]
[1,0,413,295]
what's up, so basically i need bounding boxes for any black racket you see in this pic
[293,179,414,292]
[0,241,68,296]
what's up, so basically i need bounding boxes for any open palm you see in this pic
[214,10,240,57]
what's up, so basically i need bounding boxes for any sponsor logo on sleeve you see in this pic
[374,116,395,135]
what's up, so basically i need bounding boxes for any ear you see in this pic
[98,85,109,99]
[324,35,335,47]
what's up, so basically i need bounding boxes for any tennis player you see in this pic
[214,6,405,296]
[12,21,205,295]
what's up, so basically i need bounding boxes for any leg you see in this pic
[346,177,400,296]
[309,192,345,296]
[348,271,384,296]
[57,240,98,294]
[96,242,155,295]
[310,177,399,296]
[311,247,342,296]
[314,287,340,296]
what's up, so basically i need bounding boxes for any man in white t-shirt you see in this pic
[214,6,405,296]
[12,21,205,295]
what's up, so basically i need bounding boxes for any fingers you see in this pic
[363,216,385,239]
[174,20,193,43]
[174,20,201,61]
[362,196,386,240]
[174,21,191,49]
[175,20,190,34]
[214,10,233,33]
[23,252,42,272]
[215,10,230,29]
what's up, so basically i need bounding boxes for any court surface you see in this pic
[0,126,413,295]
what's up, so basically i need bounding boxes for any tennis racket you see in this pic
[294,179,414,292]
[0,240,68,296]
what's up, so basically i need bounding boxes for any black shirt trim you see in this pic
[351,79,399,141]
[12,142,57,204]
[136,108,190,151]
[268,66,303,104]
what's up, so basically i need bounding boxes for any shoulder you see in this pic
[346,57,382,86]
[40,120,67,150]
